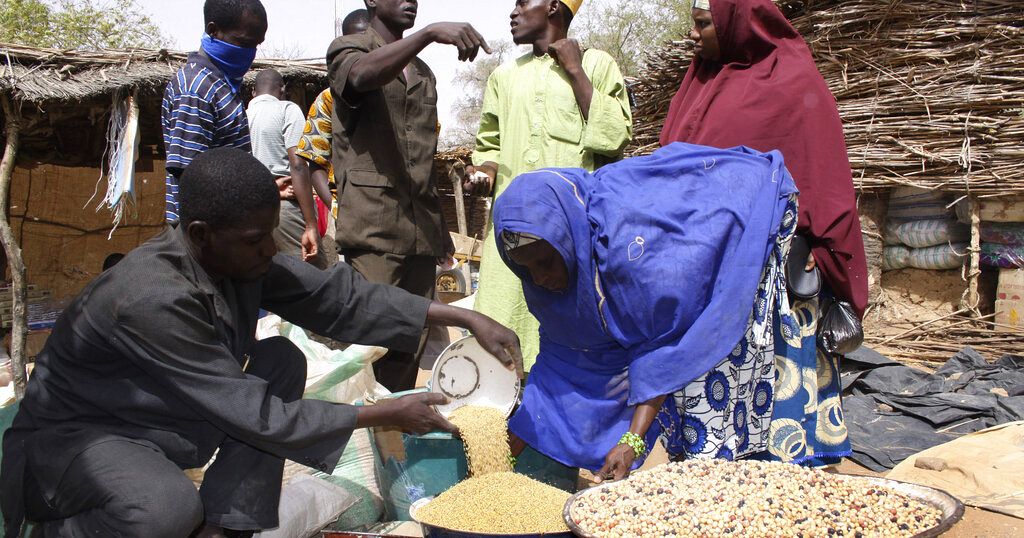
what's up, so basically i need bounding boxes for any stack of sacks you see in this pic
[883,187,970,271]
[980,222,1024,268]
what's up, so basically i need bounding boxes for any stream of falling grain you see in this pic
[448,405,513,477]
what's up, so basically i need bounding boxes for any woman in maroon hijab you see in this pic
[659,0,867,466]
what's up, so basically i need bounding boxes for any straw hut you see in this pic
[628,0,1024,363]
[0,43,328,396]
[434,145,490,241]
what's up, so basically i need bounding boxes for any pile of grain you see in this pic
[570,460,946,538]
[448,405,513,476]
[416,471,571,534]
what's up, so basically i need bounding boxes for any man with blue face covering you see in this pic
[161,0,269,225]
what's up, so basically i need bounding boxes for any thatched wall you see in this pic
[6,145,484,304]
[434,146,490,240]
[625,0,1024,362]
[628,0,1024,196]
[0,44,332,309]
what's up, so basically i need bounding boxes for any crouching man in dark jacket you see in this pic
[0,147,522,538]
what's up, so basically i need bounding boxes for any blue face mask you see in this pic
[201,34,257,94]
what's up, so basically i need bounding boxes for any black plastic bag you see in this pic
[817,298,864,355]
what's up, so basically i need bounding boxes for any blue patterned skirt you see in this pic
[757,293,851,466]
[657,321,776,460]
[656,194,850,465]
[657,195,801,461]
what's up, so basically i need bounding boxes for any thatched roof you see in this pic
[0,43,328,104]
[628,0,1024,195]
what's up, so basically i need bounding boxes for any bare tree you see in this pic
[441,39,520,149]
[574,0,693,78]
[1,0,170,50]
[258,41,310,60]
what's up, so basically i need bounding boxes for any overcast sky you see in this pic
[138,0,520,140]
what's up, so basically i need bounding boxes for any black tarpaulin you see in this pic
[841,347,1024,471]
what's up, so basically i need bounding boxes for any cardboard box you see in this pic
[994,299,1022,332]
[449,232,483,262]
[995,270,1023,332]
[997,269,1024,301]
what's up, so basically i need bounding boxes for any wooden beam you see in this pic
[0,94,27,400]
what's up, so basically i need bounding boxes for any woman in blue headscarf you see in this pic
[493,142,799,480]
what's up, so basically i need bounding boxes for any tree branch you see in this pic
[0,93,27,400]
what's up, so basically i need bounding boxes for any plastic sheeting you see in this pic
[842,347,1024,471]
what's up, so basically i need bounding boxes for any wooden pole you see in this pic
[448,163,472,295]
[449,163,468,237]
[0,94,26,399]
[961,194,982,316]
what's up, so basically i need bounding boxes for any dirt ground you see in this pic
[861,267,1004,364]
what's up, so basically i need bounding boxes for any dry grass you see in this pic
[0,42,327,103]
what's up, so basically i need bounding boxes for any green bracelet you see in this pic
[619,432,647,459]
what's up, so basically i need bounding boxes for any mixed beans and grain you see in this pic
[570,460,945,537]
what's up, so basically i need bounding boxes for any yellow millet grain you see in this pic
[418,471,571,534]
[570,460,947,538]
[449,405,513,476]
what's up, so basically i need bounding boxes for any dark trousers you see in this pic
[23,337,307,536]
[343,250,435,393]
[274,201,328,269]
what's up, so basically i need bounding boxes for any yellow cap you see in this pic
[559,0,583,15]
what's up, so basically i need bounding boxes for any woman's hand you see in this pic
[595,444,636,483]
[805,251,817,271]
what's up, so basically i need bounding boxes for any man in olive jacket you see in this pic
[326,0,491,392]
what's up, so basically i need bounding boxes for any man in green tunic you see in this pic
[465,0,632,370]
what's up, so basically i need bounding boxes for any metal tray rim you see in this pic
[411,496,574,537]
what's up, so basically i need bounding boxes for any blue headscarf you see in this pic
[493,142,797,470]
[493,169,610,350]
[201,34,257,94]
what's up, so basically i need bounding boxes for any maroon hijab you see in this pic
[660,0,868,316]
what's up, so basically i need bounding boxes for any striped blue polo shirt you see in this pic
[161,52,251,223]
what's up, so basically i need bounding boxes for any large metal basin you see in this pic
[563,474,965,538]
